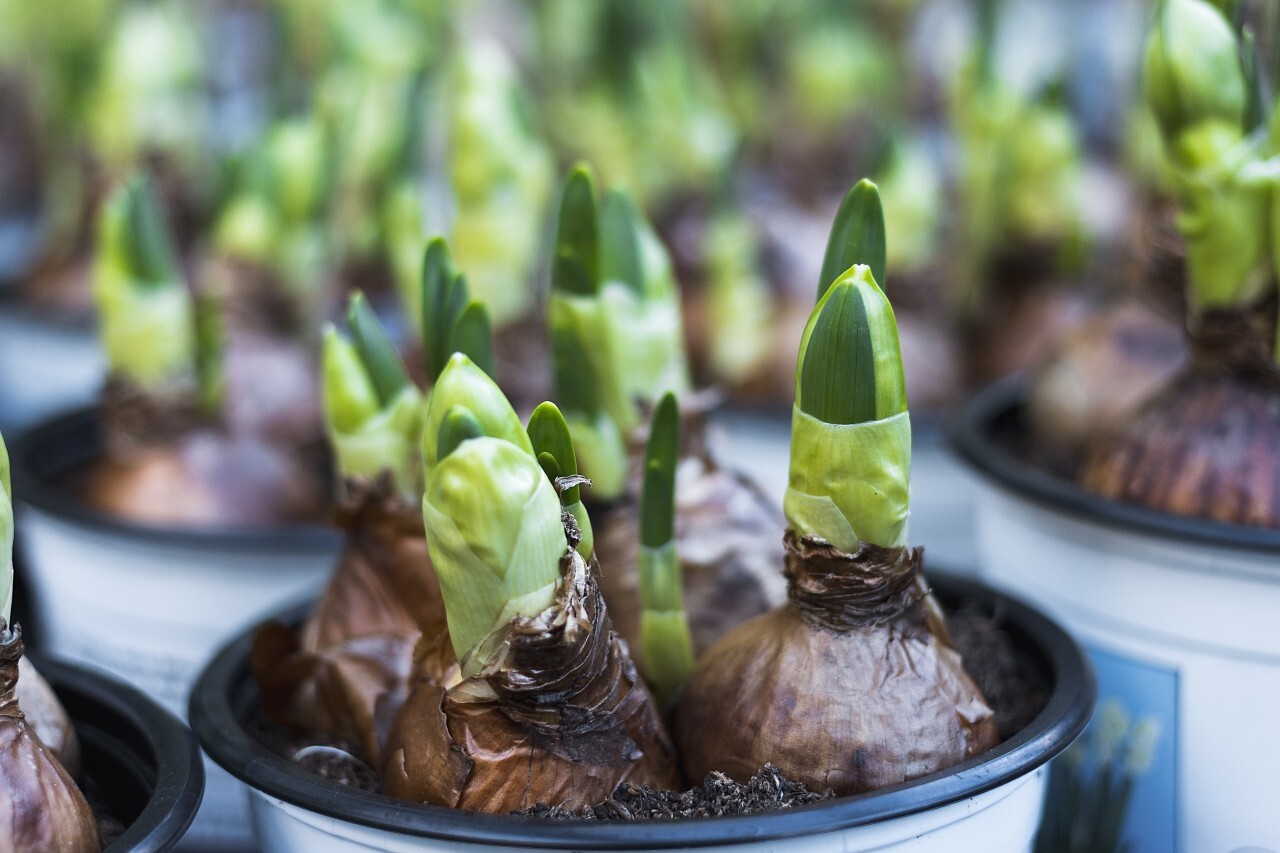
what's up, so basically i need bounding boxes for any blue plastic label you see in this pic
[1036,644,1178,853]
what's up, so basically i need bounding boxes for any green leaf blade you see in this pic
[527,401,581,505]
[551,166,601,296]
[818,179,886,302]
[640,392,679,548]
[347,293,411,406]
[450,299,496,381]
[600,189,644,296]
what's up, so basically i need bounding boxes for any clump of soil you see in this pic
[516,765,831,820]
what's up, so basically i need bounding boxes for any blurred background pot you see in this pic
[35,654,205,852]
[0,297,103,435]
[190,573,1093,853]
[13,406,342,851]
[954,379,1280,852]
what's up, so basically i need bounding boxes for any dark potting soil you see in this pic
[516,764,831,820]
[948,601,1051,741]
[247,594,1049,819]
[79,769,128,848]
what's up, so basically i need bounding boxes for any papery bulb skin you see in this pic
[1079,301,1280,526]
[675,535,998,795]
[0,624,100,853]
[380,546,679,812]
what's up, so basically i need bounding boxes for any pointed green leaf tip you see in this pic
[600,189,643,297]
[796,265,906,426]
[450,298,496,380]
[347,292,410,406]
[527,402,582,505]
[421,238,467,384]
[422,353,532,471]
[640,392,679,549]
[123,174,182,286]
[819,179,886,303]
[437,405,486,460]
[1142,0,1244,144]
[551,166,600,297]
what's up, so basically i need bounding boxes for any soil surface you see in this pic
[515,764,830,820]
[250,592,1050,819]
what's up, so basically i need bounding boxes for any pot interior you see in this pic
[192,572,1094,849]
[35,656,205,852]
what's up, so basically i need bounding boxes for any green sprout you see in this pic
[214,116,331,295]
[1142,0,1271,315]
[548,165,690,503]
[447,38,554,327]
[1,431,12,628]
[637,392,695,706]
[786,181,910,553]
[420,238,496,384]
[422,388,566,675]
[701,210,773,385]
[94,174,197,393]
[422,354,531,474]
[527,402,594,558]
[322,294,423,496]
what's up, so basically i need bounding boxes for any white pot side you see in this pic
[190,573,1093,853]
[19,507,338,851]
[0,308,103,433]
[246,769,1046,853]
[954,382,1280,853]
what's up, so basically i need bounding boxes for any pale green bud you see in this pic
[424,436,567,673]
[422,354,531,472]
[1143,0,1245,163]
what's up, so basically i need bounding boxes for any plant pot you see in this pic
[11,407,343,851]
[953,377,1280,853]
[32,654,206,851]
[0,298,104,433]
[189,573,1093,853]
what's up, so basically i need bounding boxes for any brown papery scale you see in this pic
[0,622,100,853]
[84,379,325,527]
[594,407,786,658]
[380,526,680,812]
[1079,299,1280,526]
[253,473,445,766]
[1028,299,1186,474]
[675,534,999,795]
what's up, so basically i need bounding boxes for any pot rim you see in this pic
[11,406,342,554]
[951,377,1280,553]
[189,572,1094,850]
[31,654,205,852]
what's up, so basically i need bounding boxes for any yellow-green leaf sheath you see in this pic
[637,543,694,707]
[423,436,566,674]
[784,408,911,551]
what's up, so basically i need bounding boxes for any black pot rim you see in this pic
[11,406,342,553]
[32,655,205,852]
[951,376,1280,553]
[189,572,1095,850]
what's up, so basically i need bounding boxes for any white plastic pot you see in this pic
[0,301,104,433]
[12,407,343,851]
[954,379,1280,853]
[190,575,1094,853]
